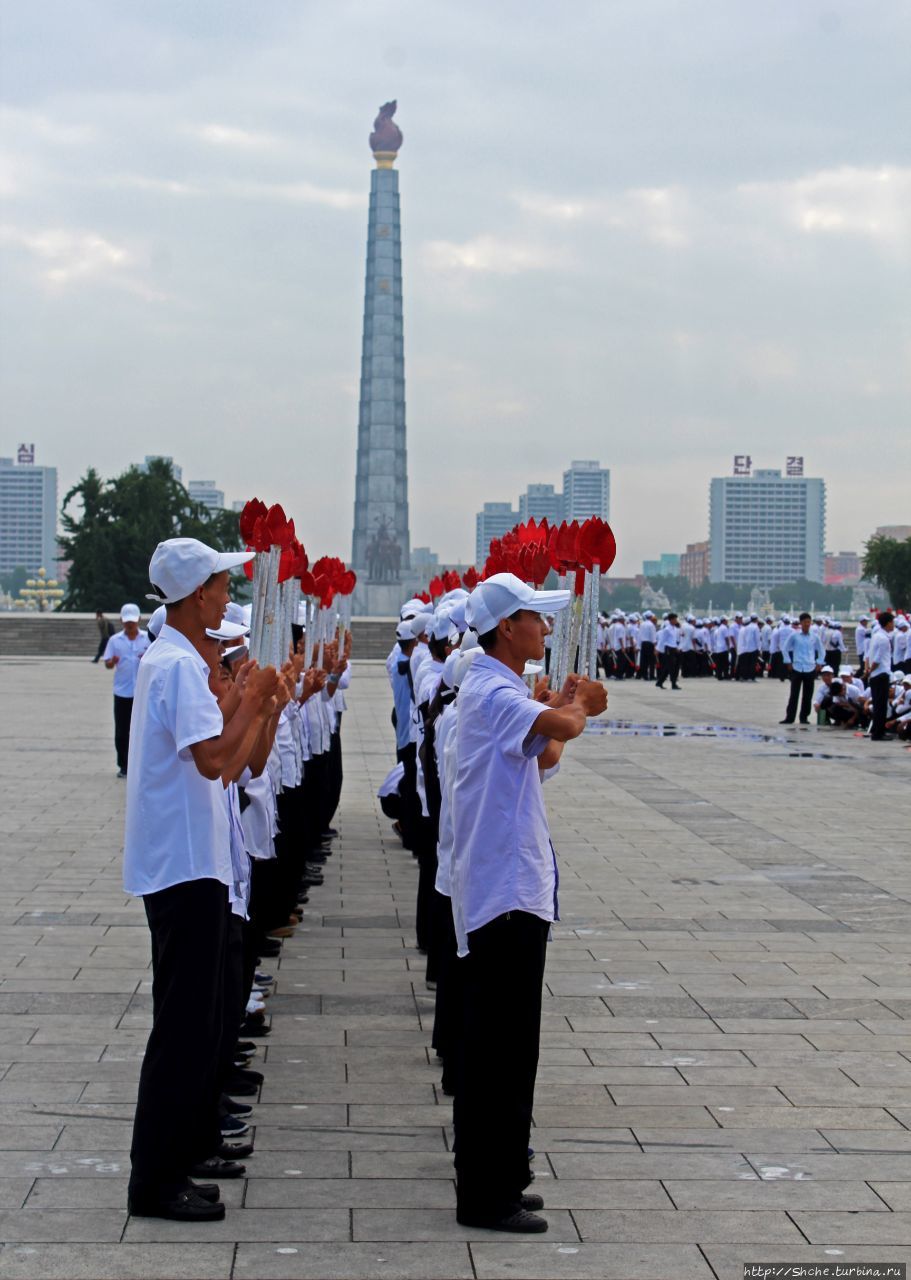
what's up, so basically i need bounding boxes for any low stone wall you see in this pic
[0,613,397,660]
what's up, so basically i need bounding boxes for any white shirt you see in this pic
[104,629,151,697]
[893,627,909,664]
[450,654,555,957]
[657,621,679,652]
[434,701,459,898]
[866,628,892,679]
[855,624,868,658]
[123,624,231,897]
[712,624,729,655]
[740,622,761,653]
[639,619,657,644]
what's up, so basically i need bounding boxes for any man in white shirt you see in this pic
[637,611,657,681]
[656,613,681,689]
[855,617,870,678]
[451,573,607,1234]
[735,615,761,682]
[125,538,278,1222]
[103,603,150,777]
[866,611,895,740]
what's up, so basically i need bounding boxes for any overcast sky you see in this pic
[2,0,909,575]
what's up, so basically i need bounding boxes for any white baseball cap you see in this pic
[120,603,141,623]
[465,572,570,636]
[452,645,481,688]
[205,619,250,642]
[147,605,167,638]
[147,538,254,605]
[400,597,425,618]
[820,665,834,674]
[408,612,434,638]
[395,620,414,641]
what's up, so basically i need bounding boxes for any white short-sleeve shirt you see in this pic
[450,653,555,956]
[103,629,151,697]
[123,623,231,897]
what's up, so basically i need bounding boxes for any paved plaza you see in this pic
[1,657,911,1280]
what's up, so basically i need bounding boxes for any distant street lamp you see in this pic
[16,567,64,612]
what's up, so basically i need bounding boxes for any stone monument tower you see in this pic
[350,102,417,615]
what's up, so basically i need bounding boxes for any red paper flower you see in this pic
[462,567,480,590]
[239,498,267,546]
[428,575,444,600]
[577,517,617,572]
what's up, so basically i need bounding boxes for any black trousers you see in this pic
[657,649,680,687]
[129,878,229,1201]
[453,910,549,1218]
[637,641,655,681]
[869,673,890,739]
[113,695,133,771]
[325,724,343,828]
[430,890,460,1092]
[784,671,816,723]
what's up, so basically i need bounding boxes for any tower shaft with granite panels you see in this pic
[351,102,411,584]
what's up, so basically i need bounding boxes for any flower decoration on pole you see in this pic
[476,514,616,687]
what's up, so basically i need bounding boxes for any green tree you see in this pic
[688,581,753,614]
[0,565,30,597]
[59,459,242,611]
[863,536,911,609]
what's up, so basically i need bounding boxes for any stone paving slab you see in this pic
[1,658,910,1278]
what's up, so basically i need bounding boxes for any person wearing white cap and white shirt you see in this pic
[103,604,151,777]
[855,616,870,678]
[637,611,657,681]
[735,615,761,683]
[450,573,607,1234]
[865,611,895,740]
[124,538,279,1222]
[655,613,682,689]
[824,621,847,673]
[893,616,910,673]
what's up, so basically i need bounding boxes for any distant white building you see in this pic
[475,502,518,566]
[0,445,58,575]
[519,483,563,526]
[710,466,826,585]
[562,460,610,524]
[188,480,225,513]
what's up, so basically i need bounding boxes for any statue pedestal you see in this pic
[352,573,425,618]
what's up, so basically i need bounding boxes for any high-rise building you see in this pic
[139,455,183,484]
[874,525,911,542]
[0,445,58,575]
[231,500,245,514]
[709,465,825,585]
[476,502,518,566]
[643,553,681,578]
[562,460,610,523]
[680,540,710,587]
[823,551,861,584]
[411,546,439,569]
[188,480,225,512]
[518,483,563,525]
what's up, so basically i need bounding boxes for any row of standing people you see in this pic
[116,537,350,1222]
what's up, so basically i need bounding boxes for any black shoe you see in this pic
[260,941,282,957]
[235,1041,257,1054]
[116,769,127,779]
[225,1078,258,1097]
[323,827,338,837]
[186,1180,220,1203]
[671,684,681,690]
[779,719,795,725]
[218,1141,254,1160]
[231,1066,263,1086]
[521,1193,544,1210]
[220,1096,253,1117]
[128,1188,226,1221]
[189,1156,246,1180]
[240,1016,270,1037]
[220,1114,250,1137]
[655,682,665,688]
[798,718,810,724]
[456,1207,548,1233]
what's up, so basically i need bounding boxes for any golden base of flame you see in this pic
[373,151,398,169]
